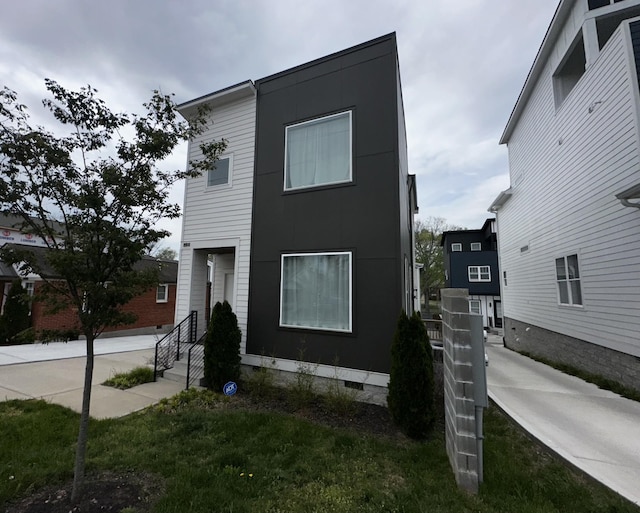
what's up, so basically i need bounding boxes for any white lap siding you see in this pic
[499,22,640,358]
[175,93,256,349]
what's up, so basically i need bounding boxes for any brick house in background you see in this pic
[0,215,177,339]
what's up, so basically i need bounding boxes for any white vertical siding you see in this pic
[175,93,256,349]
[500,21,640,358]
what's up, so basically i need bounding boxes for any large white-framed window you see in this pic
[468,265,491,282]
[555,254,582,306]
[156,284,168,303]
[470,242,481,251]
[284,111,352,191]
[207,155,232,187]
[469,299,481,315]
[451,243,462,252]
[280,251,352,332]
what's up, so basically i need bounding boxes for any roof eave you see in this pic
[177,80,256,120]
[500,0,570,145]
[488,188,513,213]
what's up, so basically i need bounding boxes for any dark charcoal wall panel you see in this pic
[631,21,640,94]
[248,35,403,373]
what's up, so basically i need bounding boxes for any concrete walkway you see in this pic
[0,335,186,419]
[486,334,640,507]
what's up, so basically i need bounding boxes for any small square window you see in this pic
[156,284,168,303]
[471,243,481,251]
[451,243,462,252]
[207,157,231,187]
[469,300,481,315]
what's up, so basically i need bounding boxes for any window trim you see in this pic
[284,111,353,192]
[469,299,481,315]
[279,251,353,333]
[206,154,233,189]
[451,243,462,252]
[470,242,482,251]
[468,265,491,282]
[156,284,169,303]
[555,254,583,306]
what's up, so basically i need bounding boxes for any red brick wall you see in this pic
[30,282,176,333]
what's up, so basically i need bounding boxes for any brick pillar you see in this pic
[442,288,478,494]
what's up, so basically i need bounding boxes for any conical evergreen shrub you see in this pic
[387,311,435,438]
[0,280,31,345]
[204,300,241,392]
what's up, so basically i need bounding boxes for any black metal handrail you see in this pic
[154,310,198,380]
[186,332,207,389]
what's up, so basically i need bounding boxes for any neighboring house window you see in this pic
[451,243,462,252]
[503,271,507,286]
[284,111,352,191]
[24,282,34,296]
[555,255,582,305]
[156,284,168,303]
[469,300,481,315]
[280,252,352,332]
[207,156,231,187]
[471,242,481,251]
[468,266,491,282]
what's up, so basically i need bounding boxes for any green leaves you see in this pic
[0,79,227,340]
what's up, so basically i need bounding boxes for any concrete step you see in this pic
[162,359,204,384]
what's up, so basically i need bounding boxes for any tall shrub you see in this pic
[387,311,435,438]
[0,279,31,345]
[204,300,241,391]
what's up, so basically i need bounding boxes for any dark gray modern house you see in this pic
[441,219,501,330]
[176,33,418,396]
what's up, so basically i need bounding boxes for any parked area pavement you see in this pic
[0,335,186,419]
[486,334,640,507]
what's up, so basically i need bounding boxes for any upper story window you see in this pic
[553,32,586,108]
[469,266,491,282]
[207,156,232,187]
[471,242,482,251]
[589,0,626,10]
[451,243,462,252]
[555,254,582,306]
[284,111,352,191]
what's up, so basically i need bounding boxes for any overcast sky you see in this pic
[0,0,560,251]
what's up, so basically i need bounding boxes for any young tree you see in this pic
[0,80,226,501]
[415,217,463,312]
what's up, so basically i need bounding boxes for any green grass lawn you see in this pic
[1,392,637,513]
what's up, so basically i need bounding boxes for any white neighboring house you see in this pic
[174,81,256,351]
[490,0,640,392]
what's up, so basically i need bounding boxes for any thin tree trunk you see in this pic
[71,335,94,503]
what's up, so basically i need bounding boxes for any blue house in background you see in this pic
[441,218,502,330]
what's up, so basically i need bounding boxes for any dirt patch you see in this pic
[4,472,163,513]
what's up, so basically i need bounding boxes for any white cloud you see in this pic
[0,0,560,246]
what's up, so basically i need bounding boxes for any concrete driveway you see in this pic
[486,334,640,506]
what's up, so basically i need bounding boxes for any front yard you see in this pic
[1,387,637,513]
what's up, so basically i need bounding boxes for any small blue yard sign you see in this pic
[223,381,238,396]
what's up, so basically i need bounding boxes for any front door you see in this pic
[223,272,234,306]
[495,300,503,328]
